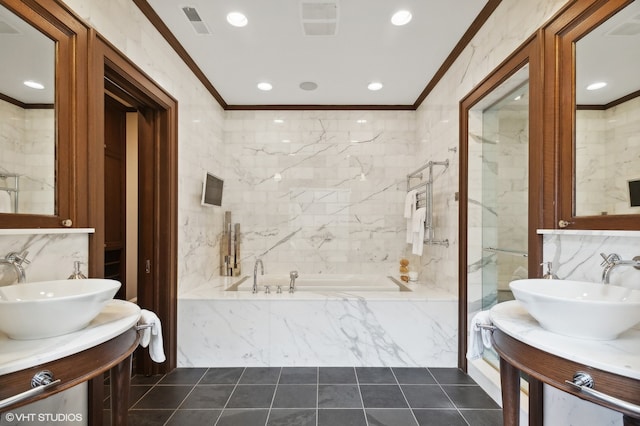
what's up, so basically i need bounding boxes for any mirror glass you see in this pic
[0,4,55,215]
[575,1,640,217]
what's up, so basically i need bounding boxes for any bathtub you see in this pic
[178,274,457,368]
[226,274,411,292]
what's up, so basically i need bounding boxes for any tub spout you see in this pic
[253,259,264,294]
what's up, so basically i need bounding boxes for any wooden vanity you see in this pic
[0,300,141,426]
[490,301,640,426]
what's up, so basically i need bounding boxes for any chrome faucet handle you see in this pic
[264,285,271,294]
[7,251,30,265]
[599,253,620,266]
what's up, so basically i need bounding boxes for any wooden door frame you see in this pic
[88,29,178,375]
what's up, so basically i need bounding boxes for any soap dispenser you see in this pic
[540,262,558,279]
[68,261,87,279]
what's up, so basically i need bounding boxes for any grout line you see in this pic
[391,367,421,426]
[214,367,246,426]
[428,368,471,426]
[353,367,370,426]
[163,367,211,426]
[263,367,283,426]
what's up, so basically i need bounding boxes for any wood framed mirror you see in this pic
[552,0,639,230]
[0,0,88,228]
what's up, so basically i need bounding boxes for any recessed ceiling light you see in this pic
[513,94,522,101]
[227,12,248,27]
[356,119,367,124]
[368,82,383,91]
[391,10,412,26]
[586,81,607,91]
[257,82,273,91]
[282,139,291,143]
[273,119,284,124]
[299,81,318,91]
[23,80,44,90]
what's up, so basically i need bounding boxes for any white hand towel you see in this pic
[138,309,166,363]
[404,190,417,218]
[411,207,426,256]
[466,311,494,361]
[0,191,12,213]
[404,190,417,244]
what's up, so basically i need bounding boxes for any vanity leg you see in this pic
[528,376,544,426]
[110,354,132,426]
[623,415,640,426]
[500,357,520,426]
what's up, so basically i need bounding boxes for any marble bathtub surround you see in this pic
[178,277,457,368]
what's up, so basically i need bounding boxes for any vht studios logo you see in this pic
[4,412,83,422]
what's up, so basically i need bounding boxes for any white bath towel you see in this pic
[0,191,12,213]
[411,207,426,256]
[466,311,494,361]
[404,190,417,244]
[138,309,166,363]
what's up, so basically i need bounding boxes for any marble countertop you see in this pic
[490,301,640,380]
[179,276,457,301]
[0,300,141,376]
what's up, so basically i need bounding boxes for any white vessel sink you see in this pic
[0,279,120,340]
[509,279,640,340]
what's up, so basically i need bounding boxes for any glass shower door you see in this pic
[468,65,530,369]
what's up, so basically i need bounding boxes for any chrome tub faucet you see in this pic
[253,259,264,294]
[600,253,640,284]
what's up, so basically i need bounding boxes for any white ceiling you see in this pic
[145,0,489,106]
[2,1,638,108]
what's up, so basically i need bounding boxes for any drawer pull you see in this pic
[566,371,640,416]
[0,370,61,410]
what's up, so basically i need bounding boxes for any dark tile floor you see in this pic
[104,367,502,426]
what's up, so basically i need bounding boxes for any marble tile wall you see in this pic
[0,99,54,215]
[222,110,421,277]
[576,97,640,216]
[0,232,89,282]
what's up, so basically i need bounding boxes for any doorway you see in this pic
[88,33,178,376]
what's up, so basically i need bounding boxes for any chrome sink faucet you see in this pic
[600,253,640,284]
[253,258,264,294]
[0,250,30,285]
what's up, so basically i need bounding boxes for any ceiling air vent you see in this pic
[182,6,210,35]
[300,1,338,36]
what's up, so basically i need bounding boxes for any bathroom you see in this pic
[1,0,639,425]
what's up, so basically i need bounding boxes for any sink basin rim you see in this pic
[509,278,640,340]
[0,279,121,340]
